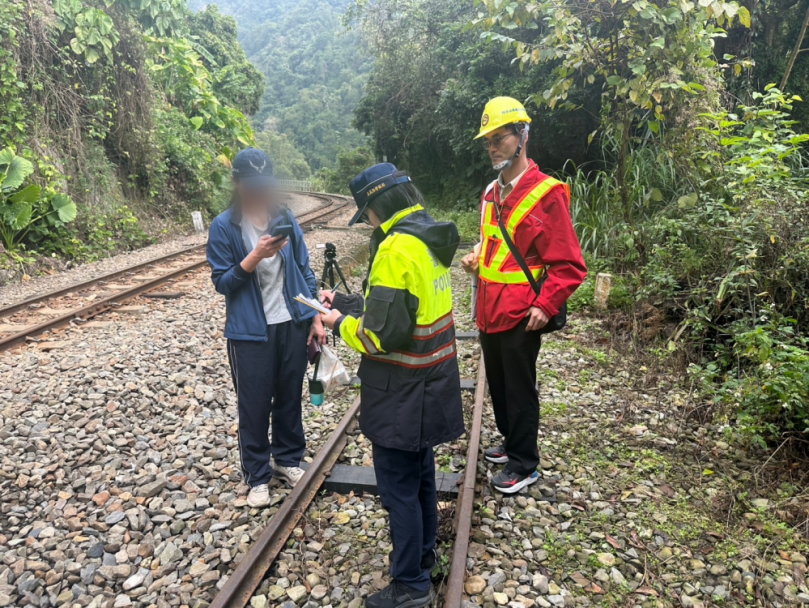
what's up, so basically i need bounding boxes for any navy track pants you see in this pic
[227,320,308,487]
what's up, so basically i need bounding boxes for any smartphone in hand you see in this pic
[271,224,294,240]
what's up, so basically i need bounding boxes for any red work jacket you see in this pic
[476,161,587,333]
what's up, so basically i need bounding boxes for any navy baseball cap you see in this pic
[348,163,411,226]
[231,148,277,189]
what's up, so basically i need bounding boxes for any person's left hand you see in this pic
[308,316,327,345]
[321,308,342,330]
[525,306,549,331]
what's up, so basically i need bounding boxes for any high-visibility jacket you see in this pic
[335,205,465,451]
[476,161,587,333]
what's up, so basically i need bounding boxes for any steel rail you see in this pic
[0,243,206,318]
[444,360,487,608]
[0,257,210,351]
[210,396,362,608]
[296,192,350,225]
[0,192,347,352]
[0,192,344,319]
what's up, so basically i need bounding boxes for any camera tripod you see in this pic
[320,243,351,294]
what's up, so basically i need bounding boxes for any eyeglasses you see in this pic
[481,131,518,151]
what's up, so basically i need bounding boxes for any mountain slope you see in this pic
[190,0,370,173]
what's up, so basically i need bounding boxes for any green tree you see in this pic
[188,0,371,170]
[145,35,254,145]
[0,0,264,260]
[315,146,375,194]
[475,0,750,218]
[254,127,312,180]
[187,5,264,115]
[348,0,599,204]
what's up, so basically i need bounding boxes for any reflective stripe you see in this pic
[479,177,569,285]
[358,319,381,354]
[412,312,453,338]
[367,339,457,368]
[479,267,543,284]
[359,331,379,354]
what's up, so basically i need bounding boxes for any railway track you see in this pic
[2,189,486,606]
[0,192,350,352]
[210,348,487,608]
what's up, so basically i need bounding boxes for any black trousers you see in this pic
[373,443,436,592]
[479,319,543,476]
[227,320,308,487]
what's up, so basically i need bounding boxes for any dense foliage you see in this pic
[0,0,260,266]
[349,0,809,445]
[189,0,371,176]
[347,0,599,204]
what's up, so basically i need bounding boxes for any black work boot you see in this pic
[365,580,435,608]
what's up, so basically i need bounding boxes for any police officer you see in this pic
[320,163,464,608]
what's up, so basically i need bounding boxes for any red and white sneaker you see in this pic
[484,445,509,464]
[492,469,539,494]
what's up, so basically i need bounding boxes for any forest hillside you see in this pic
[189,0,371,178]
[0,0,261,274]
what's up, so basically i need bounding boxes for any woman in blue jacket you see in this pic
[206,148,325,508]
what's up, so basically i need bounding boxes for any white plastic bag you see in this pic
[313,344,351,394]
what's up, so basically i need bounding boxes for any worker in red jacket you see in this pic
[461,96,586,493]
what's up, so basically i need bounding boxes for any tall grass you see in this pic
[561,147,688,259]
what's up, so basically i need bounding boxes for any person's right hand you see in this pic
[320,308,342,330]
[253,234,287,259]
[319,290,335,309]
[461,248,480,274]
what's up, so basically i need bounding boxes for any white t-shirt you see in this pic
[241,218,293,325]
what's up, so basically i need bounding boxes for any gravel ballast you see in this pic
[0,197,367,608]
[2,205,806,608]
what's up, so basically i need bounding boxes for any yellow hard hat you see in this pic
[474,96,532,140]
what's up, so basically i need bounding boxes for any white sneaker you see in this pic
[246,484,270,508]
[272,462,305,487]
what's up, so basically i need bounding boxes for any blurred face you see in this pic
[483,126,520,168]
[234,178,276,213]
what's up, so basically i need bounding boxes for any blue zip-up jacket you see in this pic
[207,205,318,341]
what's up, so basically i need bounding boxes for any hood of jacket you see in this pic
[375,205,460,267]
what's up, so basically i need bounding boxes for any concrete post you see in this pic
[594,273,612,310]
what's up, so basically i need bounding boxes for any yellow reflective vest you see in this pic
[335,204,464,451]
[479,175,569,285]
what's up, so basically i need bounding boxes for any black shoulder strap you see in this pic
[493,188,544,297]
